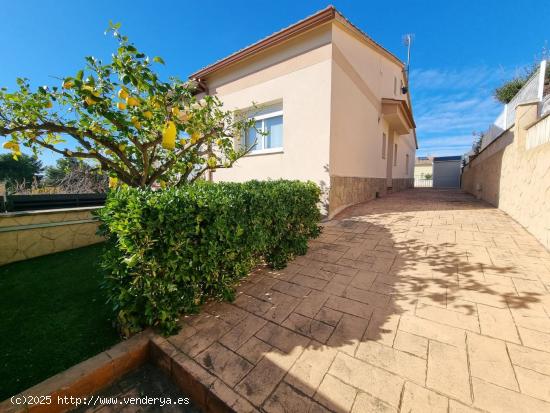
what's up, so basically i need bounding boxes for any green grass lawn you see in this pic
[0,244,120,400]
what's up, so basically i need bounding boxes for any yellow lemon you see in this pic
[171,107,180,117]
[143,111,153,119]
[151,96,162,109]
[159,180,167,189]
[45,100,53,109]
[117,88,129,100]
[190,131,200,144]
[126,96,139,107]
[82,85,100,97]
[85,96,98,106]
[207,156,217,168]
[109,177,118,188]
[117,102,127,110]
[131,117,141,129]
[162,121,177,150]
[119,144,127,151]
[62,80,73,89]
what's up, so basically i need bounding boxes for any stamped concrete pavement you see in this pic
[154,189,550,413]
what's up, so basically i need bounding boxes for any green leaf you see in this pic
[153,56,165,65]
[76,70,84,81]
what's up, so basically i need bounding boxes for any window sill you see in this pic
[244,148,284,157]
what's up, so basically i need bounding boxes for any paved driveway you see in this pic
[157,189,550,412]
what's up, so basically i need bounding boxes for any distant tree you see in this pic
[494,77,530,104]
[0,153,43,187]
[45,158,107,193]
[472,131,484,155]
[44,158,81,186]
[493,59,547,104]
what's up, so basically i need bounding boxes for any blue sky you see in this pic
[1,0,548,164]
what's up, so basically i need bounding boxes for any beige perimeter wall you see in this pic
[462,102,550,250]
[0,207,103,266]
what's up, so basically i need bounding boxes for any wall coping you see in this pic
[468,124,514,163]
[525,111,550,130]
[0,206,102,218]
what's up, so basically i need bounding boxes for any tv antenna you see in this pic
[402,34,414,76]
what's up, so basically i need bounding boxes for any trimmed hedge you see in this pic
[96,180,321,335]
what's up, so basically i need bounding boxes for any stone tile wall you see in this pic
[0,207,104,266]
[462,102,550,250]
[329,176,413,218]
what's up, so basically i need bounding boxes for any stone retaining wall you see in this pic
[329,176,414,218]
[0,206,104,266]
[392,177,414,192]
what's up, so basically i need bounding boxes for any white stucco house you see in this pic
[190,6,417,217]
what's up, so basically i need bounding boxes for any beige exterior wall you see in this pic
[207,25,333,194]
[0,207,103,266]
[462,102,550,249]
[201,21,416,216]
[328,23,415,215]
[330,23,415,179]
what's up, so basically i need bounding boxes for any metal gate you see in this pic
[433,156,462,188]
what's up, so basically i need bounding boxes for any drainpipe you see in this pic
[537,60,547,114]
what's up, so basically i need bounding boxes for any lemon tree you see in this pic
[0,23,254,188]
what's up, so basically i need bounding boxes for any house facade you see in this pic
[190,6,417,217]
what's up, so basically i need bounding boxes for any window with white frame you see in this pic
[382,133,387,159]
[242,107,283,154]
[393,143,398,166]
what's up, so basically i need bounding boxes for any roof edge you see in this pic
[189,5,405,80]
[332,12,404,68]
[189,6,336,80]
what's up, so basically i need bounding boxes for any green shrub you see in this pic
[494,78,527,104]
[96,180,321,335]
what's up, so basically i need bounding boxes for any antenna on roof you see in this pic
[402,34,414,77]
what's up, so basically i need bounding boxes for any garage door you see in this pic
[433,160,461,188]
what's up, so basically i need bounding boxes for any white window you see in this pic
[393,144,398,166]
[242,108,283,154]
[382,133,387,159]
